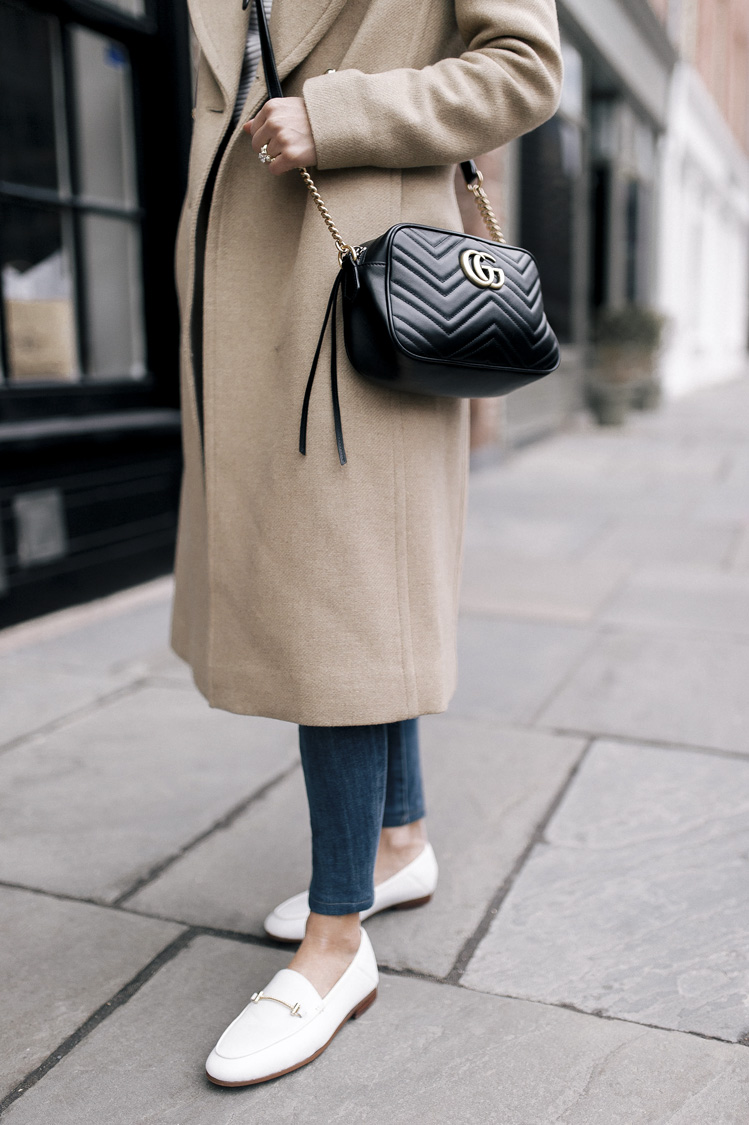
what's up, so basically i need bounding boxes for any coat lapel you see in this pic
[187,0,351,110]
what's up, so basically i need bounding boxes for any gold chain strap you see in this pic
[464,170,506,244]
[299,168,359,265]
[298,164,507,260]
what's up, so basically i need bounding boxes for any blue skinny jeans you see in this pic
[298,718,426,916]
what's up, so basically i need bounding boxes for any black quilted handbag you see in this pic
[252,0,561,465]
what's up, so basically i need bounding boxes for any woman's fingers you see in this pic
[244,97,317,172]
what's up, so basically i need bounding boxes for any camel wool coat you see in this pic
[171,0,563,726]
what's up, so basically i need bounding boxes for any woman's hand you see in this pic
[245,98,317,174]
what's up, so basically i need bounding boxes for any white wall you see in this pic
[656,63,749,396]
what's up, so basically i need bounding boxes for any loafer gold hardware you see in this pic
[250,991,303,1017]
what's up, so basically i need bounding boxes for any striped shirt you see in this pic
[232,0,274,128]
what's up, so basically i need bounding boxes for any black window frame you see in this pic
[0,0,192,426]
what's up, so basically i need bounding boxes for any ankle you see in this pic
[302,912,361,953]
[379,819,427,854]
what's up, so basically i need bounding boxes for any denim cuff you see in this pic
[381,805,426,829]
[307,895,374,916]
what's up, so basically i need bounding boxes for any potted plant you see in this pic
[586,305,667,425]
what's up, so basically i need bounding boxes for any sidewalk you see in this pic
[1,378,748,1123]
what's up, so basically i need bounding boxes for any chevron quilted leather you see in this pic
[342,223,560,399]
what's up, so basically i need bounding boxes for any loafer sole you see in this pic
[205,987,378,1087]
[268,894,433,945]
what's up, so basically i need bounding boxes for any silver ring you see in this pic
[258,143,272,165]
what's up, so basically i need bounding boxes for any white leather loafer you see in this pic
[264,843,438,943]
[205,928,379,1087]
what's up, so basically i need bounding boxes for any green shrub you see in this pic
[594,305,667,350]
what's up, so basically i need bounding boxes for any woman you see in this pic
[172,0,562,1087]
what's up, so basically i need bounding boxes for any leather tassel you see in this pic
[299,270,347,465]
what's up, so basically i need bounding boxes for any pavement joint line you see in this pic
[0,927,197,1117]
[583,560,635,621]
[524,628,603,730]
[13,876,734,1054]
[0,878,292,947]
[5,911,736,1119]
[0,676,152,761]
[461,602,749,649]
[454,983,749,1049]
[537,726,749,765]
[112,758,302,907]
[137,674,197,692]
[723,523,749,570]
[0,878,121,911]
[594,620,749,649]
[443,736,596,987]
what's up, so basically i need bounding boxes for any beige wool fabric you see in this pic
[171,0,563,726]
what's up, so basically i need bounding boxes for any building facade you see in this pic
[470,0,749,452]
[0,0,192,625]
[652,0,749,395]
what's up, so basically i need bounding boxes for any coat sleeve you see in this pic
[301,0,563,171]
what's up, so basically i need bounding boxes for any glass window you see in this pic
[80,215,145,378]
[101,0,146,16]
[71,27,138,206]
[520,118,580,343]
[1,203,78,382]
[0,4,147,386]
[559,42,584,122]
[0,4,62,189]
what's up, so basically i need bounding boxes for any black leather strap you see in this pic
[299,270,347,465]
[243,0,284,100]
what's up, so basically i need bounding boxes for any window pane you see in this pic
[71,27,137,206]
[0,3,60,189]
[80,215,145,379]
[101,0,146,16]
[520,119,580,344]
[1,204,78,382]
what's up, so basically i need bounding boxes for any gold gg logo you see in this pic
[459,249,505,291]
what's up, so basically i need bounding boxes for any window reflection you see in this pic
[101,0,146,16]
[71,27,137,206]
[81,215,145,379]
[1,204,78,382]
[0,3,61,189]
[0,6,147,385]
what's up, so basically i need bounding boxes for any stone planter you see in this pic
[631,376,662,411]
[584,377,633,426]
[586,345,660,426]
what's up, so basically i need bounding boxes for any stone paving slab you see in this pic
[1,599,172,678]
[0,662,129,750]
[462,740,749,1042]
[126,716,585,977]
[0,685,298,902]
[126,764,310,931]
[469,473,715,522]
[731,525,749,571]
[0,884,183,1098]
[452,615,594,723]
[692,477,749,523]
[460,551,629,623]
[584,518,737,568]
[4,935,749,1125]
[463,509,609,559]
[141,647,194,684]
[538,630,749,754]
[600,565,749,636]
